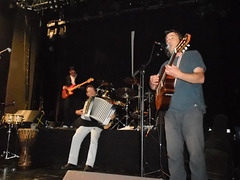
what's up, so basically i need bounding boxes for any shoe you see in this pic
[61,163,77,170]
[83,165,93,172]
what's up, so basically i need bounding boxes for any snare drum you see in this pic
[3,113,15,124]
[3,113,24,124]
[14,114,24,124]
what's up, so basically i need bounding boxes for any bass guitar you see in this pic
[155,33,191,110]
[62,78,94,99]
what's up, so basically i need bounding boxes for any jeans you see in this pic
[165,106,207,180]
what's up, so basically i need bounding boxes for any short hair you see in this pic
[164,29,183,40]
[86,85,95,90]
[69,66,76,71]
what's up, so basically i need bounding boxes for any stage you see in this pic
[1,123,240,180]
[0,126,169,179]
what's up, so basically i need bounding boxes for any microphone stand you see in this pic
[133,42,160,177]
[0,48,11,60]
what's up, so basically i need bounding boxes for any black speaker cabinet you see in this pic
[205,149,228,179]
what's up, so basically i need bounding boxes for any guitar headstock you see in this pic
[175,33,191,53]
[87,78,94,83]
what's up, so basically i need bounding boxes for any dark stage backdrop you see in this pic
[0,3,15,104]
[3,2,239,127]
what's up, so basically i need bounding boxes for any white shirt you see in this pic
[70,74,77,85]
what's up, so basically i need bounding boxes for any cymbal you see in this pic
[96,80,112,87]
[124,77,140,85]
[116,87,135,99]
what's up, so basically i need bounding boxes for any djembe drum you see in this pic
[18,128,38,167]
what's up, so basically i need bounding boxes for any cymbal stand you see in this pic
[123,97,130,126]
[140,70,145,177]
[110,116,125,129]
[1,123,19,159]
[111,97,130,129]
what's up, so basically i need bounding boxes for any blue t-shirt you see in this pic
[158,50,206,113]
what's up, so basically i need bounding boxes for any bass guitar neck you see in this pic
[62,78,94,99]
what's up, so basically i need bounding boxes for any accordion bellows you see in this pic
[81,97,116,125]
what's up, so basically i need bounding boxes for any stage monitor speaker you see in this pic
[63,171,158,180]
[205,149,228,179]
[15,110,41,123]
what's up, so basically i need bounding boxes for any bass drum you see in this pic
[129,91,155,125]
[129,96,148,120]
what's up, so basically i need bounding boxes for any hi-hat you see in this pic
[116,87,135,99]
[124,77,140,85]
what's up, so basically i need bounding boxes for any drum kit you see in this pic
[95,77,155,129]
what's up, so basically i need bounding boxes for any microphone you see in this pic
[154,41,166,51]
[12,100,16,107]
[12,100,18,111]
[0,48,11,54]
[166,43,170,49]
[154,41,161,45]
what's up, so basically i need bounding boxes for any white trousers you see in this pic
[68,126,103,167]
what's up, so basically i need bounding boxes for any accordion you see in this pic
[81,97,116,125]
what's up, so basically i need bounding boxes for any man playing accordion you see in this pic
[61,85,115,171]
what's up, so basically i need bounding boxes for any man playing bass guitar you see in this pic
[62,66,85,127]
[149,29,207,180]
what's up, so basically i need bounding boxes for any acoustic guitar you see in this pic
[155,33,191,110]
[62,78,94,99]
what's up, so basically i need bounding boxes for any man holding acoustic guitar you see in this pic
[149,29,207,180]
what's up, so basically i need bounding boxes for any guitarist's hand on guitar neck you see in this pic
[149,74,160,90]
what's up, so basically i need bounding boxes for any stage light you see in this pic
[47,21,57,39]
[58,19,67,37]
[47,19,67,39]
[15,0,70,12]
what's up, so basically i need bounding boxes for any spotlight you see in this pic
[46,19,67,39]
[58,19,67,37]
[47,21,57,39]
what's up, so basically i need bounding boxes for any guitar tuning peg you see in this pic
[187,44,190,47]
[185,47,188,50]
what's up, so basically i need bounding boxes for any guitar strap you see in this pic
[174,53,183,87]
